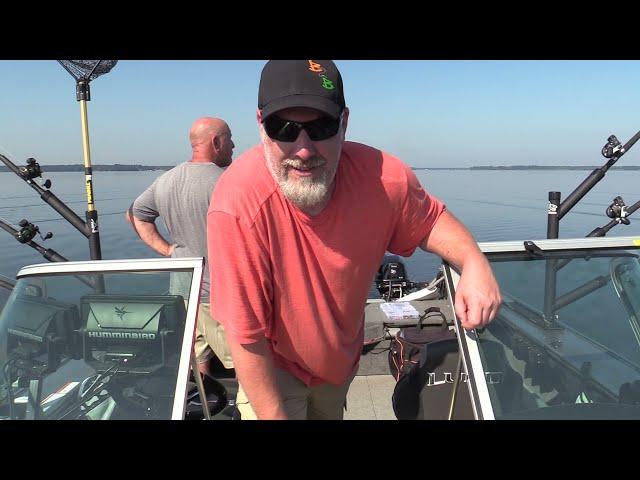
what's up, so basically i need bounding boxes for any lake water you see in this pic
[1,169,640,283]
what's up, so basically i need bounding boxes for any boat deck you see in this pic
[345,375,397,420]
[207,371,399,420]
[205,298,456,420]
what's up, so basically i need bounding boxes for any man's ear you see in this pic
[213,136,221,150]
[256,108,263,123]
[341,107,350,137]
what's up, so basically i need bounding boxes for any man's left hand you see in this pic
[454,255,502,330]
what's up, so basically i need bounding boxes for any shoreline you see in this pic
[3,165,640,173]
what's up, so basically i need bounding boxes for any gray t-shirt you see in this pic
[132,162,225,300]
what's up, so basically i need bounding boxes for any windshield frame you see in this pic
[445,235,640,420]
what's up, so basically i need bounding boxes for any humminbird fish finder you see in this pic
[0,295,81,419]
[80,294,186,374]
[4,295,81,372]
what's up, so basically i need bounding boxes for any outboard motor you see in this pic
[375,255,411,301]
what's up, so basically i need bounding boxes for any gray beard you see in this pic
[278,169,332,210]
[260,127,341,211]
[265,155,336,211]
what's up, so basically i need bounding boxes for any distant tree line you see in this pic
[469,165,640,170]
[412,165,640,171]
[0,164,174,173]
[3,164,640,173]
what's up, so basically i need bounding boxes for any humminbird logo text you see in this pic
[88,332,156,340]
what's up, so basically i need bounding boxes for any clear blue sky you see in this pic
[2,60,640,168]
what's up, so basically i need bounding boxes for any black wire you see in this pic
[78,362,120,400]
[1,358,16,419]
[83,363,120,400]
[56,362,121,420]
[77,374,100,401]
[75,363,120,413]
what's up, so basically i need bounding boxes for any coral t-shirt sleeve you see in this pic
[207,210,272,344]
[387,165,446,257]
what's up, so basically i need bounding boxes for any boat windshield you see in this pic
[452,244,640,419]
[0,266,198,420]
[0,275,13,312]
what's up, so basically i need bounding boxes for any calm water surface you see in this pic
[1,169,639,282]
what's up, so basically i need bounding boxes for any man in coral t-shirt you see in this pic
[208,60,502,420]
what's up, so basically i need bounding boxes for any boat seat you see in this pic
[392,336,474,420]
[392,338,534,419]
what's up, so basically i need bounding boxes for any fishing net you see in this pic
[58,60,118,82]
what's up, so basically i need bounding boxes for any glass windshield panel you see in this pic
[474,249,640,419]
[0,269,193,420]
[0,276,13,312]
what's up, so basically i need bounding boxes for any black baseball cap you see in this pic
[258,60,346,120]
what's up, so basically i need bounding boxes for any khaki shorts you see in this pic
[194,302,234,369]
[235,367,356,420]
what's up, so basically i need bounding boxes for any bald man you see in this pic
[127,117,235,375]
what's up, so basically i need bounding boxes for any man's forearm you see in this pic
[131,217,174,257]
[421,210,485,270]
[228,336,288,420]
[422,209,502,329]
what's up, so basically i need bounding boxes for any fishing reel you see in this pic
[601,135,624,159]
[19,158,42,180]
[15,219,53,244]
[19,158,51,189]
[606,196,630,225]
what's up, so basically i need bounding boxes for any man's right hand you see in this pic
[130,215,176,258]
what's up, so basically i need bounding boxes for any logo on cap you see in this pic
[307,60,335,90]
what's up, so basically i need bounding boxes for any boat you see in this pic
[3,181,640,422]
[354,235,640,420]
[2,234,640,420]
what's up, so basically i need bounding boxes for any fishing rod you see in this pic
[539,193,640,326]
[551,196,640,273]
[0,154,89,237]
[586,196,640,238]
[539,129,640,327]
[57,60,118,260]
[0,218,101,291]
[0,155,96,288]
[0,153,108,290]
[547,129,640,239]
[0,218,68,263]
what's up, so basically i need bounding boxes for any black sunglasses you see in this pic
[263,114,341,142]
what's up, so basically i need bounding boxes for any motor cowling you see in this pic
[375,255,410,300]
